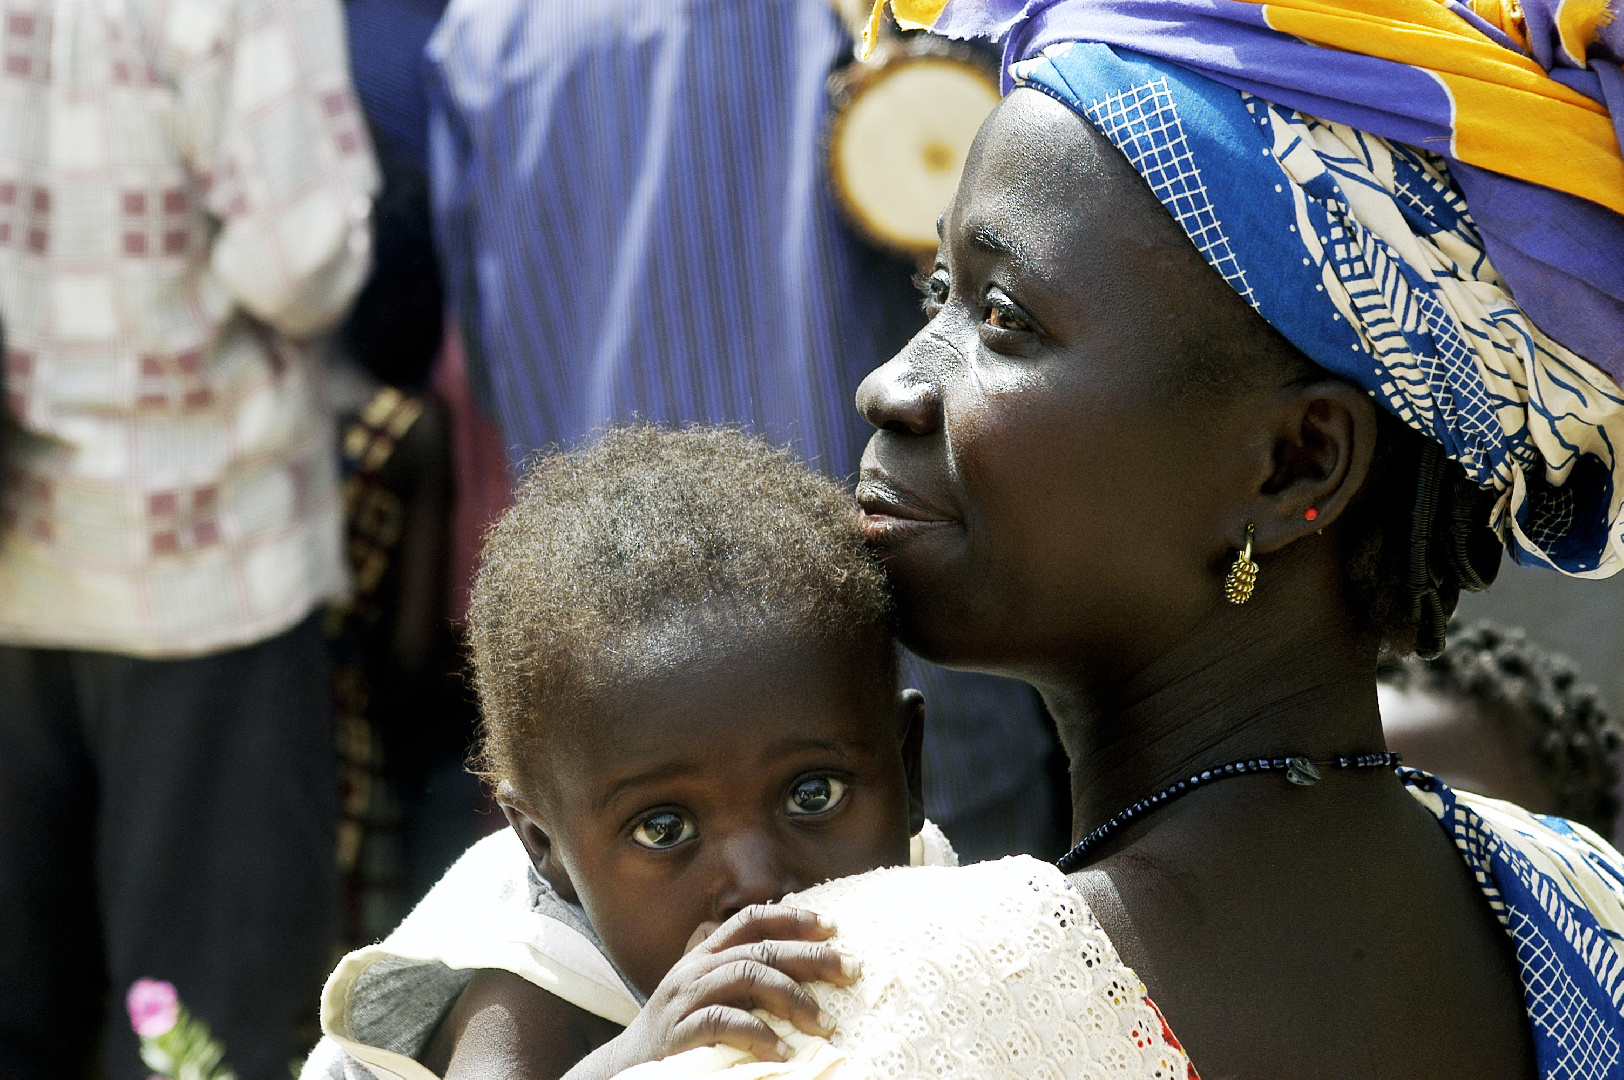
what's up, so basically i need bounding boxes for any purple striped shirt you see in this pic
[426,0,924,481]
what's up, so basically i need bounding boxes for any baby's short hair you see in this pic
[469,426,894,802]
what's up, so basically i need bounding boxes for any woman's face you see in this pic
[856,89,1288,688]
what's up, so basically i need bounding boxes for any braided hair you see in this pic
[1379,621,1623,835]
[1340,409,1505,659]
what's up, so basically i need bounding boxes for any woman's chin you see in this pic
[894,605,1007,674]
[868,526,1016,667]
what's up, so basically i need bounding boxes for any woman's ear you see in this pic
[897,688,926,835]
[497,780,580,903]
[1247,379,1379,555]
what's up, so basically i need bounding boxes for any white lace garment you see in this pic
[613,856,1195,1080]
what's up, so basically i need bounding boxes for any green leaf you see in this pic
[135,1001,238,1079]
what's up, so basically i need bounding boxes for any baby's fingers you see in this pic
[714,939,861,990]
[672,1004,794,1063]
[698,905,835,954]
[693,959,835,1038]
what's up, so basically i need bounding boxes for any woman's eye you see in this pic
[786,776,847,816]
[984,288,1033,333]
[631,811,696,850]
[914,268,950,313]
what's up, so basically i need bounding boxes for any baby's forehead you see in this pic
[539,623,898,778]
[605,614,893,702]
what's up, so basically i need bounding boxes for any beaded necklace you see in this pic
[1056,751,1403,872]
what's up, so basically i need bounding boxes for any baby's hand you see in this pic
[613,905,859,1068]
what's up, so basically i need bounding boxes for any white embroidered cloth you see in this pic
[613,856,1193,1080]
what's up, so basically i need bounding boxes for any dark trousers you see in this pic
[0,614,337,1080]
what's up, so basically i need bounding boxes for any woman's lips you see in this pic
[855,481,956,545]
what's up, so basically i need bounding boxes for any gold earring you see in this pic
[1225,524,1258,604]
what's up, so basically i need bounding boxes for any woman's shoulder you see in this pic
[1402,768,1624,931]
[1402,768,1624,1074]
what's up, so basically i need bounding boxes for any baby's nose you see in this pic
[711,831,803,921]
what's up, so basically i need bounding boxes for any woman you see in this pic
[849,0,1624,1077]
[309,0,1624,1073]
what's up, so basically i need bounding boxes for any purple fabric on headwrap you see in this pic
[1454,164,1624,373]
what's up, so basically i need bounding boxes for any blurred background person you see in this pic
[1380,622,1623,838]
[0,0,378,1075]
[1456,564,1624,845]
[325,0,488,947]
[425,0,1068,863]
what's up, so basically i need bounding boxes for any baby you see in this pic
[307,427,947,1080]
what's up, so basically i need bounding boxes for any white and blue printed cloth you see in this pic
[1404,769,1624,1078]
[1013,42,1624,579]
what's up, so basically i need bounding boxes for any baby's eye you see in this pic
[786,776,847,816]
[632,811,696,850]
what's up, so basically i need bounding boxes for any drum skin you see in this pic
[827,40,1000,262]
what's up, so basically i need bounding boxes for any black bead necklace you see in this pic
[1056,751,1403,873]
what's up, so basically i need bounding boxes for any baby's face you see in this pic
[507,626,922,997]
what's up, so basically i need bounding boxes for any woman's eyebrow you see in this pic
[965,220,1034,272]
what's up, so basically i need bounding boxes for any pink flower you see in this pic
[126,979,179,1039]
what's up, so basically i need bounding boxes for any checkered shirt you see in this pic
[0,0,378,656]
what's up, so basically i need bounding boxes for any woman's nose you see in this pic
[711,832,803,922]
[856,350,941,436]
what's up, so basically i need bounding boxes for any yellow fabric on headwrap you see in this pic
[1256,0,1624,213]
[863,0,950,55]
[1557,0,1618,64]
[1469,0,1536,50]
[1468,0,1616,64]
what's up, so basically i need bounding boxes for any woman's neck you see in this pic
[1038,574,1386,844]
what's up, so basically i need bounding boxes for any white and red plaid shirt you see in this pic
[0,0,377,656]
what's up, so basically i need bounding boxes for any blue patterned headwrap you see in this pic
[1012,43,1624,578]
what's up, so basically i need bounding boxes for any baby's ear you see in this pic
[497,781,581,903]
[896,689,926,835]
